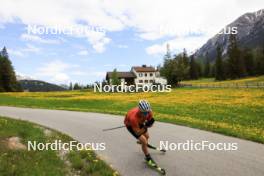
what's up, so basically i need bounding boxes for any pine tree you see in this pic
[215,45,225,80]
[178,49,190,80]
[177,53,190,81]
[111,68,121,85]
[163,43,171,60]
[160,49,191,85]
[197,62,202,78]
[0,46,9,58]
[189,56,199,80]
[241,48,255,76]
[255,46,264,75]
[227,34,246,79]
[227,34,238,79]
[0,47,22,92]
[211,64,215,77]
[0,47,8,91]
[160,58,178,86]
[69,82,73,90]
[182,48,189,66]
[204,52,210,77]
[0,56,4,92]
[73,83,80,90]
[238,53,246,78]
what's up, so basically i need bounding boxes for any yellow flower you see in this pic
[113,171,119,176]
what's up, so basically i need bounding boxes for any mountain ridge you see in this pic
[18,79,66,92]
[194,9,264,61]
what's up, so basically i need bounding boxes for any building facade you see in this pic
[106,65,167,86]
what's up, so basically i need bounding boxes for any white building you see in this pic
[106,65,167,85]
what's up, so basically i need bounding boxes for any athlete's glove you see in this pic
[145,118,155,128]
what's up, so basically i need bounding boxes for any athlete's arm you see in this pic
[133,126,147,136]
[145,118,155,127]
[130,120,147,136]
[145,111,155,127]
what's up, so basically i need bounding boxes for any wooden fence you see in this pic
[179,82,264,88]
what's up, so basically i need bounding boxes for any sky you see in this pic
[0,0,263,85]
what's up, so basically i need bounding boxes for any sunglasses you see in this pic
[141,111,149,116]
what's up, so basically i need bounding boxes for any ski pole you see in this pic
[137,141,166,152]
[147,143,166,153]
[102,125,126,131]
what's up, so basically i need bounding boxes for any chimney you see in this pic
[142,64,146,67]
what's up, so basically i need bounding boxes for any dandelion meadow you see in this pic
[0,87,263,143]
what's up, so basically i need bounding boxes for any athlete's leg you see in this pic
[138,134,149,155]
[143,131,149,140]
[137,131,149,145]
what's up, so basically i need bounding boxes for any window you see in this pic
[150,80,154,83]
[144,80,148,83]
[145,73,148,77]
[139,80,143,83]
[150,73,153,77]
[139,73,143,77]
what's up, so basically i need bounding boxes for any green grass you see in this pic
[181,75,264,85]
[0,116,118,176]
[0,87,263,144]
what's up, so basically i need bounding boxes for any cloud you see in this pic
[16,72,36,80]
[21,33,60,44]
[117,44,128,49]
[86,33,111,53]
[36,60,76,83]
[92,38,111,53]
[8,49,25,57]
[35,60,107,84]
[138,32,165,41]
[0,0,117,53]
[37,60,71,76]
[22,44,41,53]
[71,71,87,76]
[0,0,263,53]
[91,71,106,77]
[146,36,209,56]
[51,73,69,83]
[77,50,89,56]
[71,70,106,77]
[103,64,129,68]
[8,44,41,58]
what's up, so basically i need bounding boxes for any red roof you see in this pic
[132,66,155,72]
[106,72,136,79]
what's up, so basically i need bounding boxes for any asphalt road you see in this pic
[0,106,263,176]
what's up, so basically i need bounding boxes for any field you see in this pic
[182,76,264,86]
[0,84,263,144]
[0,116,118,176]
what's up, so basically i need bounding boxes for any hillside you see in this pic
[0,88,263,143]
[181,76,264,85]
[195,9,264,61]
[19,80,66,92]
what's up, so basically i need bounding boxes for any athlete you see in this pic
[124,100,156,164]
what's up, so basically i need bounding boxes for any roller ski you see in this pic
[137,141,166,153]
[145,154,166,175]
